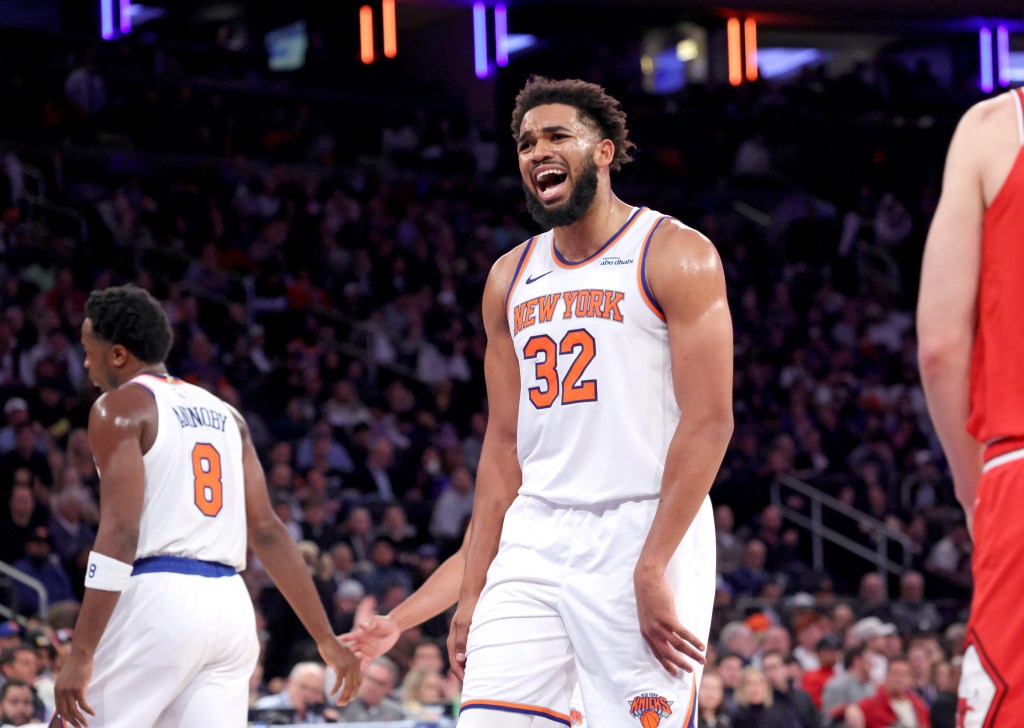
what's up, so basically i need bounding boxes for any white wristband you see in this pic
[85,551,133,592]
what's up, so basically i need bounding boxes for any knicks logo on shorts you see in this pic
[628,692,673,728]
[570,708,585,726]
[957,640,1007,728]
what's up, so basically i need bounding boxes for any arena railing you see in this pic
[771,474,912,594]
[0,560,48,620]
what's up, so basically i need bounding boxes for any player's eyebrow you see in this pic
[517,125,574,144]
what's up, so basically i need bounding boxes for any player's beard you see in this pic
[523,158,599,229]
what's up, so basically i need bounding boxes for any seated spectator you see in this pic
[821,643,877,726]
[801,635,841,709]
[12,526,74,616]
[715,504,744,574]
[334,656,404,722]
[429,466,474,543]
[857,572,894,624]
[0,679,35,727]
[891,571,943,635]
[717,652,745,714]
[726,540,771,597]
[761,650,817,728]
[253,661,337,724]
[400,666,445,715]
[697,671,733,728]
[791,611,829,671]
[720,621,758,663]
[729,666,789,727]
[853,656,930,728]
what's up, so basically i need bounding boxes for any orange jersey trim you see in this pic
[137,372,184,384]
[505,237,538,318]
[637,215,670,321]
[682,681,697,728]
[551,207,647,269]
[460,699,571,726]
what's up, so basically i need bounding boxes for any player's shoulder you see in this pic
[955,91,1019,141]
[89,383,156,428]
[487,237,535,290]
[648,217,721,272]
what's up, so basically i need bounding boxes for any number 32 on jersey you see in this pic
[524,328,597,409]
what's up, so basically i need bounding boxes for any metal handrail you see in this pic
[0,560,48,619]
[771,474,913,591]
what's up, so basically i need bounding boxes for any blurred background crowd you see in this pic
[0,0,1010,724]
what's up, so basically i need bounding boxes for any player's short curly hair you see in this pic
[85,285,173,364]
[510,76,636,171]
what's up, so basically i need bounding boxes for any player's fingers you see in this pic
[342,665,361,704]
[80,694,96,717]
[353,595,377,628]
[330,672,344,702]
[670,624,706,654]
[667,634,706,665]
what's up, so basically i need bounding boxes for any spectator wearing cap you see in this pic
[801,635,842,709]
[852,656,930,728]
[851,617,897,684]
[0,398,31,454]
[821,643,877,727]
[11,526,73,616]
[331,579,365,634]
[0,625,20,654]
[791,611,829,671]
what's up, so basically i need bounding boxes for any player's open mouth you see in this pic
[533,166,569,202]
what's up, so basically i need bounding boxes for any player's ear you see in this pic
[110,343,131,368]
[594,138,615,168]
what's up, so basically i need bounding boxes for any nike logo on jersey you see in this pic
[525,271,553,284]
[513,289,625,335]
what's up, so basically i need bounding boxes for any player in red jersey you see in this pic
[918,87,1024,727]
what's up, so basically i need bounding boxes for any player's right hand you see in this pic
[54,650,96,728]
[339,617,400,670]
[447,599,476,680]
[318,638,362,706]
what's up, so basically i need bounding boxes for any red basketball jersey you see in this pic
[966,88,1024,444]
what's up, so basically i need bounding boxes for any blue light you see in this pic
[980,28,994,93]
[495,5,508,67]
[473,3,488,79]
[101,0,114,39]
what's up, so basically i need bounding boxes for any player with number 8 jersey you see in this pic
[53,285,361,728]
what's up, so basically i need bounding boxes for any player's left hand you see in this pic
[54,650,96,728]
[634,571,706,677]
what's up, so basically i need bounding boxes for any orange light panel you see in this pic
[745,19,758,81]
[360,5,374,64]
[727,18,742,86]
[383,0,397,58]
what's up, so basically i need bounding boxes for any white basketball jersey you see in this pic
[506,206,681,505]
[128,373,248,569]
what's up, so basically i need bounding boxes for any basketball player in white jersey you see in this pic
[52,285,361,727]
[447,77,733,727]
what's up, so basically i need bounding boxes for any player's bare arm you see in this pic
[230,406,362,704]
[447,246,524,679]
[54,386,153,728]
[917,96,1011,529]
[635,221,733,676]
[342,519,471,663]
